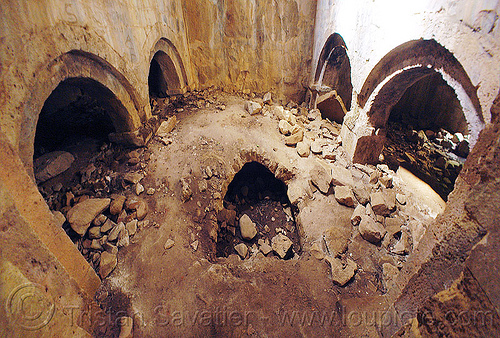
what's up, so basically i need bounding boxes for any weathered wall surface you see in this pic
[0,0,193,169]
[181,0,317,102]
[313,0,500,121]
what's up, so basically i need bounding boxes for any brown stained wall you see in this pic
[181,0,317,102]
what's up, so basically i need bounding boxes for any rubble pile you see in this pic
[216,162,300,260]
[383,122,467,199]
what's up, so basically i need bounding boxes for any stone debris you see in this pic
[258,238,272,255]
[296,141,310,157]
[110,195,126,215]
[392,231,411,255]
[271,233,293,258]
[325,256,357,286]
[310,139,324,154]
[67,198,111,236]
[335,186,356,207]
[157,116,177,136]
[118,316,133,338]
[88,226,102,239]
[34,151,75,183]
[263,92,272,104]
[181,178,192,202]
[350,204,365,226]
[126,220,138,236]
[396,193,406,205]
[331,165,354,187]
[310,163,332,194]
[279,120,292,135]
[234,243,248,259]
[310,242,325,260]
[108,222,125,242]
[370,190,396,216]
[123,172,144,185]
[245,101,262,115]
[239,214,257,240]
[323,224,351,256]
[352,183,370,205]
[164,238,175,250]
[146,188,155,195]
[359,215,386,244]
[285,129,304,145]
[135,182,145,195]
[52,211,66,227]
[99,251,117,278]
[190,240,199,251]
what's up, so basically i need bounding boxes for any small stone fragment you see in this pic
[235,243,248,258]
[108,222,125,242]
[99,252,117,278]
[245,101,262,115]
[359,215,386,243]
[239,214,257,240]
[125,220,138,236]
[396,193,406,205]
[117,228,130,247]
[110,195,126,215]
[88,226,102,239]
[164,238,175,250]
[181,178,192,202]
[310,242,325,260]
[146,188,156,195]
[157,116,177,136]
[325,256,357,286]
[123,172,144,185]
[271,233,293,258]
[191,240,199,251]
[350,204,365,226]
[331,165,354,187]
[285,129,304,146]
[335,186,356,207]
[296,141,310,157]
[310,163,332,194]
[67,198,111,236]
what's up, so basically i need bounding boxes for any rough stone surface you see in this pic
[359,215,387,243]
[34,151,75,183]
[335,186,356,207]
[271,234,293,258]
[234,243,248,259]
[324,224,351,256]
[350,204,365,226]
[285,129,304,145]
[164,239,175,250]
[370,190,396,216]
[156,116,177,136]
[99,252,117,278]
[310,163,332,194]
[296,141,310,157]
[278,120,292,135]
[67,198,111,236]
[325,256,357,286]
[239,214,257,240]
[110,195,126,215]
[245,101,262,115]
[331,165,354,186]
[352,183,370,205]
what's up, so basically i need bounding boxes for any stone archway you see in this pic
[311,33,353,123]
[149,38,188,98]
[343,39,485,165]
[21,50,147,172]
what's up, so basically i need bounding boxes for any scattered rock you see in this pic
[331,165,354,186]
[157,116,177,136]
[392,231,411,255]
[88,226,102,239]
[370,190,396,216]
[99,251,117,278]
[126,220,138,236]
[67,198,111,236]
[117,228,130,247]
[310,140,324,154]
[452,132,464,143]
[181,178,192,202]
[285,129,304,145]
[359,215,386,243]
[279,120,293,135]
[110,195,126,215]
[34,151,75,183]
[190,240,199,251]
[310,242,325,260]
[198,180,208,192]
[335,186,356,207]
[379,175,393,188]
[93,214,107,226]
[325,256,357,286]
[350,204,365,226]
[396,193,406,205]
[245,101,262,115]
[146,188,155,195]
[239,214,257,240]
[135,183,145,195]
[352,183,370,205]
[456,140,470,157]
[263,92,272,104]
[104,242,118,255]
[108,222,125,242]
[164,238,175,250]
[383,263,399,291]
[101,219,115,233]
[234,243,249,258]
[296,141,310,157]
[385,217,403,237]
[123,172,144,185]
[324,224,351,256]
[258,238,272,255]
[271,233,293,258]
[310,163,332,194]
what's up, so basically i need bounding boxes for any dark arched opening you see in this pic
[148,50,181,100]
[216,162,300,259]
[314,33,353,123]
[382,71,469,200]
[34,77,119,159]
